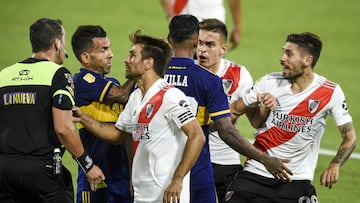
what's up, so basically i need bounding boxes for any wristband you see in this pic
[73,152,94,174]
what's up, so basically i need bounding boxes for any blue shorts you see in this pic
[225,170,318,203]
[76,177,132,203]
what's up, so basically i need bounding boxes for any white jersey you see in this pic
[171,0,226,22]
[208,58,253,165]
[242,72,352,181]
[115,79,195,203]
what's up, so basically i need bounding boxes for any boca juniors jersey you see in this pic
[73,68,130,183]
[242,72,352,181]
[165,57,231,191]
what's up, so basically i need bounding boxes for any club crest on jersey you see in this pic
[222,79,234,93]
[146,104,155,118]
[308,99,320,114]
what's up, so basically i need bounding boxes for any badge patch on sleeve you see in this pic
[83,73,96,83]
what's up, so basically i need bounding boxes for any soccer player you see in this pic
[160,0,241,49]
[0,18,104,202]
[72,30,205,203]
[71,25,135,203]
[196,18,253,202]
[165,14,292,203]
[226,32,357,202]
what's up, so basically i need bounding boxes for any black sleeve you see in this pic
[51,67,75,110]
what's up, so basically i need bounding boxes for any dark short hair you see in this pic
[129,30,172,77]
[30,18,63,52]
[199,18,228,43]
[168,14,199,43]
[71,25,107,62]
[286,32,322,67]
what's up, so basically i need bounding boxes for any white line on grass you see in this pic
[319,148,360,159]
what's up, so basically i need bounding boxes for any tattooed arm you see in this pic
[105,79,136,104]
[320,122,357,189]
[72,106,126,144]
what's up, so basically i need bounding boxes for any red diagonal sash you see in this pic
[253,81,336,152]
[133,85,173,154]
[173,0,188,15]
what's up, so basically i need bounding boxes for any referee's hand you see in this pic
[86,164,105,191]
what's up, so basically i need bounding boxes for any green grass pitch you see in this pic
[1,0,359,202]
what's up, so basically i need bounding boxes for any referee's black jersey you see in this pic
[0,58,75,159]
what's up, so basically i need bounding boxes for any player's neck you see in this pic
[291,71,314,94]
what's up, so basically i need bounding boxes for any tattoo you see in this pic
[339,122,353,135]
[99,122,105,129]
[82,117,94,127]
[332,122,356,165]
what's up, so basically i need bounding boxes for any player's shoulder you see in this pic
[313,73,338,89]
[222,58,245,69]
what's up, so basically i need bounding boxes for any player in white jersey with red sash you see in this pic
[160,0,241,49]
[73,31,205,203]
[226,32,357,202]
[196,18,253,202]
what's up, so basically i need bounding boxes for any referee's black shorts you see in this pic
[0,154,74,203]
[224,170,318,203]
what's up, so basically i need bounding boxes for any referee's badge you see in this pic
[308,99,320,114]
[146,104,154,118]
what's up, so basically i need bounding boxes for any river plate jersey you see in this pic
[207,58,253,165]
[115,79,194,202]
[242,72,352,181]
[172,0,226,23]
[165,57,230,190]
[73,68,129,180]
[0,58,74,158]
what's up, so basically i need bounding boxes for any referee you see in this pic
[0,18,105,202]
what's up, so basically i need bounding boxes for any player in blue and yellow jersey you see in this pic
[71,25,135,203]
[165,14,293,203]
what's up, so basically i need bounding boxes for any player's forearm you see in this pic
[173,122,205,182]
[230,99,246,123]
[228,0,241,30]
[173,134,204,182]
[80,113,123,144]
[160,0,174,20]
[107,80,136,104]
[331,123,357,166]
[222,127,265,162]
[56,125,85,158]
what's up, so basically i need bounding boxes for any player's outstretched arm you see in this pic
[320,122,357,189]
[72,106,126,144]
[215,116,293,182]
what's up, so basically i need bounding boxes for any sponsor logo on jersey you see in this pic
[11,69,33,81]
[133,123,150,141]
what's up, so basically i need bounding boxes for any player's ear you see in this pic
[54,39,61,50]
[304,55,313,67]
[221,43,228,56]
[80,52,90,64]
[144,57,154,71]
